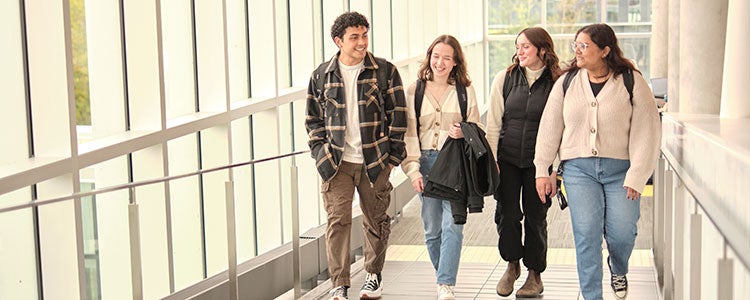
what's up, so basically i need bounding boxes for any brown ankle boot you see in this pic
[496,261,520,297]
[516,269,544,298]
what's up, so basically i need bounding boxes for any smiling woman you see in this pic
[485,27,561,298]
[400,34,483,300]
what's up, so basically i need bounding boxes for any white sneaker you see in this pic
[329,285,349,300]
[437,284,455,300]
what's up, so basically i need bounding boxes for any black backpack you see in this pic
[313,58,391,133]
[413,79,468,134]
[562,68,634,104]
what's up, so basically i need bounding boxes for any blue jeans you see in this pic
[563,158,640,300]
[419,150,464,285]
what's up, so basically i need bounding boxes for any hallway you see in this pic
[297,194,658,299]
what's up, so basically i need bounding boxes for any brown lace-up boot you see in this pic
[496,260,520,297]
[516,269,544,298]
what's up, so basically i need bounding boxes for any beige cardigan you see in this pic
[401,81,482,182]
[533,69,661,193]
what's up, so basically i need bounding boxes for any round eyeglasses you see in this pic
[570,42,590,51]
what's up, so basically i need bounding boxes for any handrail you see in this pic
[0,150,310,214]
[661,150,750,271]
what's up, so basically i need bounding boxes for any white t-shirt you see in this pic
[339,60,365,163]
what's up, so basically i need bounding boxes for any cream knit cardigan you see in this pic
[533,68,661,193]
[401,81,482,182]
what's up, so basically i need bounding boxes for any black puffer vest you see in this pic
[498,66,554,168]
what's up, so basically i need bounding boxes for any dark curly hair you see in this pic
[417,35,471,87]
[565,23,640,77]
[506,27,562,82]
[331,12,369,41]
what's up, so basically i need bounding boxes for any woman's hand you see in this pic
[625,186,641,200]
[542,173,557,204]
[448,123,464,139]
[536,177,553,203]
[412,178,424,193]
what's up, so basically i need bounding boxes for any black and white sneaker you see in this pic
[608,257,628,299]
[359,273,382,299]
[329,285,349,300]
[611,273,628,299]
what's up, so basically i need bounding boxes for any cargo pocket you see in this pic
[374,179,393,239]
[373,168,393,213]
[321,180,333,214]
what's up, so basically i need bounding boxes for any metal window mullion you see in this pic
[153,0,176,293]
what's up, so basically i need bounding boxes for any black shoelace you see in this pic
[362,273,380,291]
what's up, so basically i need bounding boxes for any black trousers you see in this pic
[494,160,550,272]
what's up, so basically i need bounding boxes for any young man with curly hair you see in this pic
[305,11,407,300]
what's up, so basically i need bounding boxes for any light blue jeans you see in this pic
[562,157,640,300]
[419,150,464,285]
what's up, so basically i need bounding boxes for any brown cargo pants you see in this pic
[322,161,393,288]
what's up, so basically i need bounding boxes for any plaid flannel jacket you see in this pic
[306,52,407,183]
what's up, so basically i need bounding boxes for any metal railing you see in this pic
[0,150,314,300]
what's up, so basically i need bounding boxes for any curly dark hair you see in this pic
[330,12,370,41]
[506,27,562,82]
[565,23,640,77]
[417,35,471,87]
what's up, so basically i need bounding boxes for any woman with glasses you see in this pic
[534,23,661,300]
[485,27,561,298]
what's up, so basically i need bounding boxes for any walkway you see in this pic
[295,188,658,299]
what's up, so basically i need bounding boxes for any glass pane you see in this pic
[607,0,652,23]
[71,0,91,126]
[488,40,516,82]
[81,182,102,300]
[487,0,542,35]
[619,37,651,80]
[546,0,600,34]
[553,37,577,69]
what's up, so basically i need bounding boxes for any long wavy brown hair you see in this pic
[417,35,471,87]
[506,27,562,81]
[564,23,640,76]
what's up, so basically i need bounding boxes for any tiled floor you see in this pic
[298,245,658,300]
[295,188,659,299]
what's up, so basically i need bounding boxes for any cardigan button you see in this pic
[591,102,597,107]
[590,127,596,134]
[592,149,598,155]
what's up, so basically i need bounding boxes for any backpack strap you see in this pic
[622,69,634,105]
[415,79,426,136]
[563,68,634,105]
[502,69,513,105]
[562,68,578,97]
[456,82,468,122]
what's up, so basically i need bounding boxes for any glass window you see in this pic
[488,40,516,80]
[487,0,542,35]
[81,182,101,299]
[71,0,91,126]
[546,0,600,34]
[488,0,653,80]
